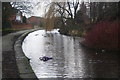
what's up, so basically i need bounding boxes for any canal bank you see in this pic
[14,29,39,79]
[2,29,39,79]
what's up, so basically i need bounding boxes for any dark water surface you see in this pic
[22,29,119,79]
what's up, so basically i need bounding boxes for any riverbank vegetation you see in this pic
[83,20,119,51]
[2,1,119,51]
[45,1,120,51]
[83,2,120,51]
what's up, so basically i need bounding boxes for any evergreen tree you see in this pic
[22,16,27,23]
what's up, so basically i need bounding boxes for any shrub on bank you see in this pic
[84,20,119,51]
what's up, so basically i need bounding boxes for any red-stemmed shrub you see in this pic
[84,20,119,50]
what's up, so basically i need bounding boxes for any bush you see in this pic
[84,20,119,50]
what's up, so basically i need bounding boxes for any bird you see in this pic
[35,34,39,36]
[39,56,53,62]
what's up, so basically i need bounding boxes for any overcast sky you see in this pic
[1,0,120,18]
[17,0,120,18]
[31,1,50,18]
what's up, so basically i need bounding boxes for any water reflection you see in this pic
[22,29,119,78]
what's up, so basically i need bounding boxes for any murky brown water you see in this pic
[22,29,119,79]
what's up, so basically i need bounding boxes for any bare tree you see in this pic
[11,2,35,15]
[44,1,81,30]
[54,1,80,19]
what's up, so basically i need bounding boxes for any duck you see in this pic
[39,56,53,62]
[35,34,39,36]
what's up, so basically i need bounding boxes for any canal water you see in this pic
[22,29,119,79]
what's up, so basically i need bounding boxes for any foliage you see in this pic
[84,20,119,50]
[44,2,56,31]
[2,2,18,29]
[54,17,62,29]
[82,2,119,50]
[2,20,12,29]
[44,1,88,36]
[89,2,119,23]
[44,1,80,31]
[22,16,27,23]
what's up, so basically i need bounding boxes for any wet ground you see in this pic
[2,30,38,79]
[22,29,119,79]
[2,30,28,79]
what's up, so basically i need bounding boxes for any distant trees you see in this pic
[2,2,18,29]
[44,1,87,35]
[22,16,27,23]
[11,2,35,16]
[55,1,80,20]
[89,2,119,24]
[83,2,120,51]
[54,2,81,34]
[2,2,36,30]
[44,1,91,36]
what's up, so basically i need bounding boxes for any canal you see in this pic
[22,29,119,79]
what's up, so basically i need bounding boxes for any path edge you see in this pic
[14,29,39,79]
